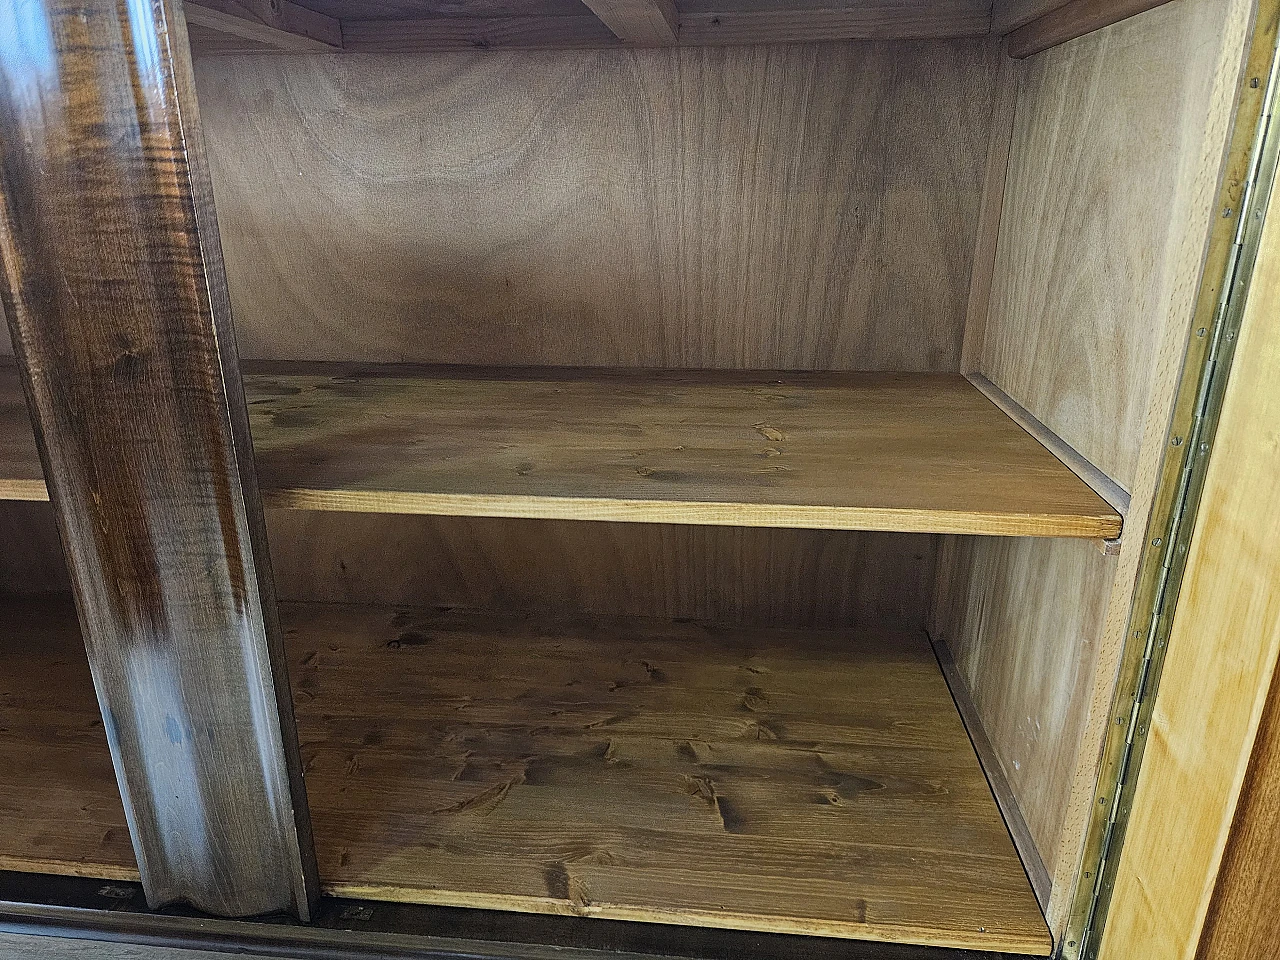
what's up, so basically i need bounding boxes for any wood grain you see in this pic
[0,0,316,918]
[1197,660,1280,960]
[186,0,343,52]
[0,594,1049,951]
[341,15,620,49]
[578,0,677,44]
[990,0,1070,33]
[0,496,939,632]
[677,1,991,44]
[191,41,997,370]
[289,0,588,19]
[974,0,1246,492]
[931,534,1116,877]
[943,0,1257,934]
[286,602,1050,953]
[1006,0,1177,58]
[266,513,938,630]
[0,365,1122,537]
[1098,91,1280,960]
[0,502,70,595]
[0,598,138,883]
[960,50,1021,378]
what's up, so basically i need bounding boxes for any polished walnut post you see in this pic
[0,0,318,919]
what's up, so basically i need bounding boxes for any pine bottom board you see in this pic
[0,597,1050,953]
[287,604,1051,954]
[0,598,138,881]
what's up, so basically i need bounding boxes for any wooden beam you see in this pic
[341,15,619,51]
[186,0,342,52]
[679,0,990,44]
[1006,0,1173,58]
[991,0,1071,34]
[0,0,318,920]
[342,1,992,51]
[578,0,678,45]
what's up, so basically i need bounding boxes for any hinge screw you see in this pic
[1197,327,1208,337]
[1226,331,1236,341]
[1252,77,1262,88]
[1152,537,1163,546]
[1224,207,1234,217]
[1171,436,1183,446]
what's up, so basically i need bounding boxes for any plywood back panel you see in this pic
[266,512,937,629]
[0,501,70,596]
[191,40,997,369]
[937,0,1255,936]
[0,501,936,629]
[972,0,1248,491]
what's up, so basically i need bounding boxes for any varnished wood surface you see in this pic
[0,0,316,918]
[186,0,994,52]
[265,514,938,630]
[931,535,1116,879]
[1006,0,1176,58]
[0,598,138,882]
[0,497,939,633]
[1098,76,1280,960]
[577,0,677,44]
[287,602,1051,952]
[0,594,1050,951]
[990,0,1070,33]
[186,0,343,51]
[0,365,1121,538]
[1197,663,1280,960]
[191,43,996,371]
[975,0,1243,493]
[947,0,1258,933]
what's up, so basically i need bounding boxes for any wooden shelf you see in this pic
[291,603,1051,952]
[0,363,1121,539]
[0,595,1051,952]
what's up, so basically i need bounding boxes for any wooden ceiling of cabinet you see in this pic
[182,0,994,53]
[182,0,1184,57]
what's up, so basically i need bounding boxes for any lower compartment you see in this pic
[0,597,1051,955]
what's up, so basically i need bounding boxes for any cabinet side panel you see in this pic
[192,40,997,372]
[938,0,1256,936]
[978,0,1248,491]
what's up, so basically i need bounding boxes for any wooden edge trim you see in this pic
[1006,0,1175,59]
[340,16,620,51]
[966,373,1132,518]
[991,1,1072,35]
[0,872,1046,960]
[927,631,1054,911]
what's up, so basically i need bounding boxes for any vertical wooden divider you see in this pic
[0,0,319,919]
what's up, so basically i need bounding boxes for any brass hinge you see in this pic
[1062,26,1280,960]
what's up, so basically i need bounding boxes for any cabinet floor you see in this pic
[288,603,1050,954]
[0,598,1051,954]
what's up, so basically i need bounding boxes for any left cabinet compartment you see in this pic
[0,485,137,884]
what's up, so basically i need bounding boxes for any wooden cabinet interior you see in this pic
[0,0,1263,955]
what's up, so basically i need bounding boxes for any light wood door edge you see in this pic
[1088,20,1280,960]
